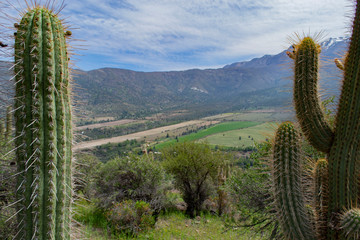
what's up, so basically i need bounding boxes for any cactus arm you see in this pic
[340,209,360,239]
[291,37,334,153]
[314,159,328,239]
[14,7,73,240]
[272,122,316,240]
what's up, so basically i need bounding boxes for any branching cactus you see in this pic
[13,5,73,240]
[271,0,360,239]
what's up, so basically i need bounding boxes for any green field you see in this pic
[203,111,294,122]
[199,122,277,148]
[154,121,261,149]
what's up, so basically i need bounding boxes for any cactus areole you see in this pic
[14,7,73,240]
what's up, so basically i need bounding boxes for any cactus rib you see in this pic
[14,6,73,240]
[292,37,334,153]
[272,122,316,240]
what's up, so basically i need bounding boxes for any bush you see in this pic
[162,141,226,218]
[162,190,186,213]
[107,200,155,236]
[73,152,102,198]
[93,154,171,213]
[73,198,109,230]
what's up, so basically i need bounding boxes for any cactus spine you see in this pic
[272,122,315,240]
[14,6,73,240]
[271,0,360,239]
[289,37,334,153]
[340,208,360,239]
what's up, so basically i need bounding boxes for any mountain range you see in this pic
[73,37,347,119]
[0,37,348,119]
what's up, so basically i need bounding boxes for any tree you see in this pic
[162,141,224,218]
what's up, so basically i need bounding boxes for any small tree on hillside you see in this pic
[162,141,224,218]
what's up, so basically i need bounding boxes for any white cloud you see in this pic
[1,0,350,71]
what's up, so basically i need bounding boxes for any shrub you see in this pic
[73,152,102,198]
[93,154,171,213]
[73,198,108,230]
[162,141,226,218]
[107,200,155,236]
[162,190,186,213]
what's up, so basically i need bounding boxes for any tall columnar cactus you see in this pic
[271,0,360,239]
[13,6,73,240]
[272,122,315,240]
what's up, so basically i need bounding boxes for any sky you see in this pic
[0,0,352,71]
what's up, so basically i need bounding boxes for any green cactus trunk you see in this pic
[272,122,316,240]
[278,0,360,239]
[326,1,360,236]
[14,6,73,240]
[314,159,328,240]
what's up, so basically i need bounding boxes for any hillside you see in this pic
[73,37,347,119]
[0,37,347,119]
[73,51,291,119]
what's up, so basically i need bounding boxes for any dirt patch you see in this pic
[74,120,218,151]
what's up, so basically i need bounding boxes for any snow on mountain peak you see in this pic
[320,37,347,50]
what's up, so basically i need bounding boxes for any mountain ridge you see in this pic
[0,37,348,119]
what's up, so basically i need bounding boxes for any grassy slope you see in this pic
[154,121,261,149]
[79,212,266,240]
[200,122,277,148]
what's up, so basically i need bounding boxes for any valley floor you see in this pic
[74,120,218,151]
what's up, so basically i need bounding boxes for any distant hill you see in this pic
[73,37,347,119]
[0,37,348,119]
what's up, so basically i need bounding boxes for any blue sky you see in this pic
[1,0,351,71]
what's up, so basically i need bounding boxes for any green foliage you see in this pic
[107,200,155,236]
[162,190,185,213]
[225,141,280,237]
[13,6,73,239]
[162,141,226,218]
[73,198,109,230]
[91,139,144,162]
[0,108,15,239]
[80,211,267,240]
[93,154,170,212]
[74,153,102,198]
